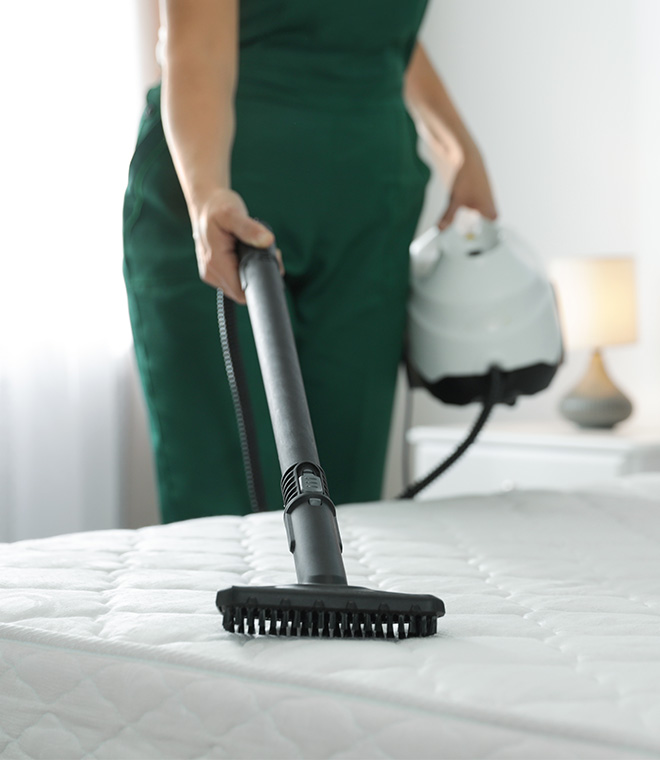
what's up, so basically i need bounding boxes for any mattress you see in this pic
[1,475,660,759]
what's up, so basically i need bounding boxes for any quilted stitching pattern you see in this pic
[0,477,659,758]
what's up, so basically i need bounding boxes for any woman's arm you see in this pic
[159,0,273,302]
[404,42,497,228]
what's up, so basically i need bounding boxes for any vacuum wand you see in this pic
[216,238,445,637]
[238,245,321,473]
[238,242,347,586]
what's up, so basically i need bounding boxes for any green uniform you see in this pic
[123,0,430,522]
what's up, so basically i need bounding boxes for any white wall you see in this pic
[634,0,660,425]
[384,0,660,496]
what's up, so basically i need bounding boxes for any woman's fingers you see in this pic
[438,147,497,230]
[438,197,460,230]
[229,211,274,249]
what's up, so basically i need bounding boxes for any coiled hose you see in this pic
[216,290,267,513]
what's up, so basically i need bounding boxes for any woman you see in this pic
[123,0,497,522]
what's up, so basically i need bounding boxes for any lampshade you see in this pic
[550,257,637,351]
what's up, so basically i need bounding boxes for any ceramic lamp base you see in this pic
[560,348,632,429]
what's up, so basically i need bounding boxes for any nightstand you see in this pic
[407,422,660,499]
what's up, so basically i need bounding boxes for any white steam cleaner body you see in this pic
[400,214,563,498]
[407,215,563,407]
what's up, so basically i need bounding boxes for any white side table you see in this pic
[407,422,660,499]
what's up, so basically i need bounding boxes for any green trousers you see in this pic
[123,85,429,521]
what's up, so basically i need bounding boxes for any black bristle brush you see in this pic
[216,237,445,638]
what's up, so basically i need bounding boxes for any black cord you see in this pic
[397,367,502,500]
[217,290,267,513]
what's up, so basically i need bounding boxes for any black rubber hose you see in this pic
[398,367,502,500]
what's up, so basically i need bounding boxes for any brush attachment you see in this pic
[217,584,444,638]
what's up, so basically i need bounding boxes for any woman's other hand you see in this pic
[438,141,497,230]
[193,188,274,303]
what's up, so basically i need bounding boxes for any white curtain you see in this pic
[0,2,150,541]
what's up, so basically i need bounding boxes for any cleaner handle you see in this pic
[237,241,320,474]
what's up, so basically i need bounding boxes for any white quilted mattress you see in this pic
[1,476,660,759]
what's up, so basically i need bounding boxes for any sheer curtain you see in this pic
[0,2,154,541]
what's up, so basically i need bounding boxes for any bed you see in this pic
[1,475,660,759]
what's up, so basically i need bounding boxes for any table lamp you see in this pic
[550,257,637,428]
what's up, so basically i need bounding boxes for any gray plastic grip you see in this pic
[284,500,347,585]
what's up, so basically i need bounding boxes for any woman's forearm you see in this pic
[159,0,238,223]
[155,0,273,301]
[404,42,497,224]
[404,42,476,177]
